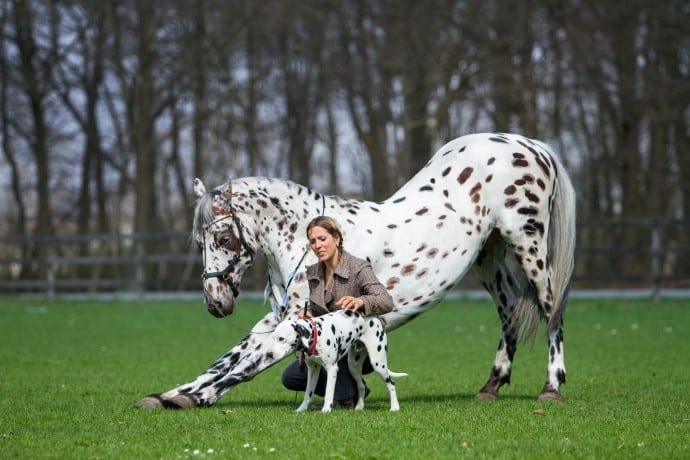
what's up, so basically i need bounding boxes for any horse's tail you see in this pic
[514,150,577,339]
[546,155,577,330]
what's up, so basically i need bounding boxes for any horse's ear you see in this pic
[193,178,206,199]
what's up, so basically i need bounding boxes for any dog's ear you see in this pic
[293,321,312,349]
[293,322,311,339]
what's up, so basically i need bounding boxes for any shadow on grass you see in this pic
[401,392,540,403]
[212,390,541,410]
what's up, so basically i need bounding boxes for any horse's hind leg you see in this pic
[473,232,520,400]
[510,229,566,401]
[539,317,565,401]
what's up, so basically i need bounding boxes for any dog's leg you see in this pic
[383,372,401,412]
[373,359,402,411]
[363,324,407,412]
[321,363,339,413]
[347,348,367,410]
[295,360,320,413]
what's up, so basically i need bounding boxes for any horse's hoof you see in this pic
[166,393,198,409]
[476,391,499,401]
[133,393,198,409]
[537,390,564,402]
[133,394,164,409]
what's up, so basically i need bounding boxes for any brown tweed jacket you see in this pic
[306,249,394,317]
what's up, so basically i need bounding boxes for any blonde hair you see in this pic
[306,216,344,251]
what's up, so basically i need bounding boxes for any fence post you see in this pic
[650,227,662,303]
[46,238,56,300]
[135,237,145,299]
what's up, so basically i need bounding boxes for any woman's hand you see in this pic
[297,308,313,319]
[336,296,364,311]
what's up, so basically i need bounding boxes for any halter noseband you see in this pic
[200,195,256,297]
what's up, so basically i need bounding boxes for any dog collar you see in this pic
[307,317,319,356]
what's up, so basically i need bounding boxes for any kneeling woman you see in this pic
[281,215,394,409]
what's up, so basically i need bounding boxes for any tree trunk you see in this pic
[191,0,208,182]
[0,1,29,278]
[403,72,433,181]
[131,2,158,238]
[12,0,54,281]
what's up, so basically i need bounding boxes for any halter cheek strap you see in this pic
[201,262,234,281]
[201,205,256,295]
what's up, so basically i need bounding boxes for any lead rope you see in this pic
[274,193,326,322]
[274,246,310,320]
[300,196,327,363]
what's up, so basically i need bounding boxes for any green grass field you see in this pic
[0,295,688,459]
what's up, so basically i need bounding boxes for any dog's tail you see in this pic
[389,370,408,378]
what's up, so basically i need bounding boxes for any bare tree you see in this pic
[334,0,396,199]
[52,3,109,235]
[105,0,182,286]
[273,2,329,187]
[106,2,182,229]
[0,1,31,280]
[9,0,56,280]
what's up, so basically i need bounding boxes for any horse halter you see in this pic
[200,198,256,297]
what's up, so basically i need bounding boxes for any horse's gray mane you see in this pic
[192,192,218,241]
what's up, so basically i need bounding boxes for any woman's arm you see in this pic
[352,263,394,316]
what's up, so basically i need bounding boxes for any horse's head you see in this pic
[193,178,256,318]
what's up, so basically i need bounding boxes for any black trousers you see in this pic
[281,356,373,401]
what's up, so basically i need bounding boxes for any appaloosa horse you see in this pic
[135,132,576,409]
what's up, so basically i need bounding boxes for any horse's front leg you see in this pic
[134,312,286,409]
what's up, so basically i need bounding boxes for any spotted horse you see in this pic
[134,132,576,409]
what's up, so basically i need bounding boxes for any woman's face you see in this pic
[308,225,340,265]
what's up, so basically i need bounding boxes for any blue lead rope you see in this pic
[274,252,309,321]
[272,194,325,321]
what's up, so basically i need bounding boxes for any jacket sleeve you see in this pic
[355,262,394,316]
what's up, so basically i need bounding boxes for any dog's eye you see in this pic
[278,337,284,342]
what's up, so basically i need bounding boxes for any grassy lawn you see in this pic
[0,295,688,459]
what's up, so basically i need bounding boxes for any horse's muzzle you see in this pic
[204,278,240,318]
[206,296,235,318]
[203,284,238,318]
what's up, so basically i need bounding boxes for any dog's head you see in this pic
[271,319,314,356]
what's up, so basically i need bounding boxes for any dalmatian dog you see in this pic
[271,309,407,413]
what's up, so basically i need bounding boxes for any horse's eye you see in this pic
[218,235,231,247]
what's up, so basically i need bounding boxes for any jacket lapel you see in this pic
[307,251,353,314]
